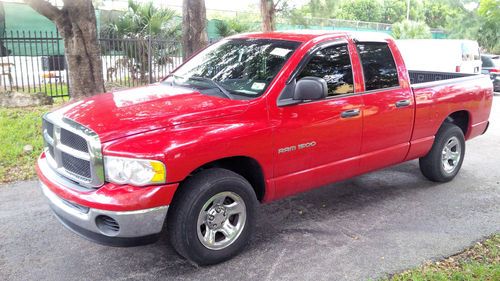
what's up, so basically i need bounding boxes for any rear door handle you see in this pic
[395,99,411,108]
[341,109,361,118]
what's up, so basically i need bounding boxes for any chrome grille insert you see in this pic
[47,143,55,158]
[42,113,104,189]
[61,152,92,179]
[60,128,89,153]
[43,121,54,139]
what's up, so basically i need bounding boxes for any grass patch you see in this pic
[387,234,500,281]
[21,83,69,99]
[0,104,60,183]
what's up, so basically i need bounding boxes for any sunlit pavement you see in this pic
[1,97,499,281]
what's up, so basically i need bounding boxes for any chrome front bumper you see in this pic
[40,181,169,246]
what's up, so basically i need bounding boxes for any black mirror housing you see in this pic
[293,76,328,101]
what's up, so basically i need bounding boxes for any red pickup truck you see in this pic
[37,31,493,265]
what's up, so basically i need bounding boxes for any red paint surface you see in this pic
[37,31,493,210]
[37,154,178,211]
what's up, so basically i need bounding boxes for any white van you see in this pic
[396,39,481,74]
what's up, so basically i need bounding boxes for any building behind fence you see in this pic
[0,31,184,99]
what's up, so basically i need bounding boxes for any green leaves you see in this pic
[446,0,500,54]
[214,19,253,38]
[392,20,432,39]
[105,0,181,40]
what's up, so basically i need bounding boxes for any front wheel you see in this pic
[419,123,465,182]
[167,168,258,265]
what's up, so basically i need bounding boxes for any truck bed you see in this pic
[408,70,474,85]
[409,69,492,146]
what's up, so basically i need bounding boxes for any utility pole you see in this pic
[406,0,410,20]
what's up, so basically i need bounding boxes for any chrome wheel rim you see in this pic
[197,191,246,250]
[441,136,461,174]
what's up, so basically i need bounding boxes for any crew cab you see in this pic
[36,31,493,265]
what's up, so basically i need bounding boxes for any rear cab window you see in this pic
[356,43,399,91]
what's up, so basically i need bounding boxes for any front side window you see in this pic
[297,44,354,96]
[163,38,300,99]
[357,43,399,91]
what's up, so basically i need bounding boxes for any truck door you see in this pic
[356,42,414,173]
[271,41,363,199]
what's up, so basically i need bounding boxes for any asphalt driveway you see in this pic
[1,96,499,281]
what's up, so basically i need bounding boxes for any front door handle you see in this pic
[395,99,411,108]
[341,109,361,118]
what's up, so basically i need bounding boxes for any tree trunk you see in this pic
[182,0,208,59]
[26,0,104,100]
[260,0,276,32]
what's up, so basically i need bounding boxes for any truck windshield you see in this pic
[163,38,301,99]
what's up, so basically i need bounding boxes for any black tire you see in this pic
[167,168,258,265]
[419,122,465,182]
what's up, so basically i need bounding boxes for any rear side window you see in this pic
[297,44,354,96]
[357,43,399,91]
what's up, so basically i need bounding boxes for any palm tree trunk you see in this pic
[27,0,104,100]
[260,0,276,32]
[182,0,208,59]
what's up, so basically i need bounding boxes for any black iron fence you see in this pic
[0,31,184,99]
[100,35,183,89]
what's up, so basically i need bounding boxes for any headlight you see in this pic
[104,156,166,186]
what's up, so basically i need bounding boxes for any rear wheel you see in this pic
[419,123,465,182]
[167,168,258,265]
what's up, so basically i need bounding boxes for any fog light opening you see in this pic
[95,215,120,236]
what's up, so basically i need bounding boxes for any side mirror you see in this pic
[293,76,328,101]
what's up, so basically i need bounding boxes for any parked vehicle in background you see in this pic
[37,31,493,265]
[481,54,500,92]
[396,39,482,74]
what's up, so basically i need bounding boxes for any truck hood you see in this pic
[55,84,249,142]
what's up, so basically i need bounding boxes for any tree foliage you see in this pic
[277,0,499,53]
[104,0,180,40]
[447,0,500,53]
[215,18,254,38]
[337,0,383,22]
[477,0,500,53]
[102,1,181,82]
[382,0,407,23]
[392,20,432,39]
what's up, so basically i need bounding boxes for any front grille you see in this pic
[43,120,54,139]
[61,128,89,153]
[47,143,55,158]
[42,114,104,189]
[61,152,92,179]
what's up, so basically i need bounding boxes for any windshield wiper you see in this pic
[188,76,233,100]
[171,75,233,100]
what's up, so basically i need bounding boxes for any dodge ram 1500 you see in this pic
[37,31,493,265]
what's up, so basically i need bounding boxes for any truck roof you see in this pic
[232,30,393,43]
